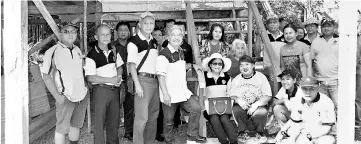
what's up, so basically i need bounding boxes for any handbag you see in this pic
[208,97,232,115]
[265,112,283,136]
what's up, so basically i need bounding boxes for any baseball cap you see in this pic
[266,14,279,22]
[139,11,156,21]
[303,18,319,26]
[59,22,78,30]
[321,19,336,26]
[277,69,298,79]
[299,76,319,87]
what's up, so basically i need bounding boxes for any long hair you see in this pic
[206,23,226,43]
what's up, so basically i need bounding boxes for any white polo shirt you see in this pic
[156,45,192,103]
[127,32,158,74]
[41,42,88,102]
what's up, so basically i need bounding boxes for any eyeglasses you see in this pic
[211,63,223,66]
[301,86,317,92]
[62,30,77,34]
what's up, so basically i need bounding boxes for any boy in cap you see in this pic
[84,24,124,144]
[300,18,320,45]
[41,22,88,144]
[127,11,159,144]
[310,19,339,109]
[290,76,336,143]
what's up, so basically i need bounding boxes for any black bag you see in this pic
[208,97,232,115]
[127,40,154,94]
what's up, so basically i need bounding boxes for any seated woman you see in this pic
[200,23,230,59]
[273,69,304,123]
[202,53,237,144]
[229,55,272,143]
[227,39,248,79]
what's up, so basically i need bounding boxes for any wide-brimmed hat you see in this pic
[202,53,231,72]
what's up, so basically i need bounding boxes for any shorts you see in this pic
[55,94,89,135]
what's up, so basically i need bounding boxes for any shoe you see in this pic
[123,133,133,141]
[255,132,268,143]
[187,134,207,143]
[237,131,249,142]
[156,135,165,142]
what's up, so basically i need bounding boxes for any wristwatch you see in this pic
[307,134,312,141]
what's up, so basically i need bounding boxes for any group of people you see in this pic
[40,10,360,144]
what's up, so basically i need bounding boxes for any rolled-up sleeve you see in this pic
[127,42,138,64]
[40,47,56,74]
[156,55,169,76]
[116,53,124,68]
[83,58,97,76]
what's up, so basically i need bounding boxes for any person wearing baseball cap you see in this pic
[41,21,88,144]
[285,76,336,143]
[127,11,159,144]
[272,69,304,123]
[310,17,339,109]
[300,18,320,45]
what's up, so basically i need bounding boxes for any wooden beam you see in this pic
[177,18,248,22]
[337,1,359,143]
[4,0,29,143]
[32,0,60,38]
[247,8,253,56]
[248,1,280,95]
[28,19,61,24]
[28,4,96,15]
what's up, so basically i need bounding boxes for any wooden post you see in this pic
[248,1,280,95]
[4,1,29,143]
[83,0,92,133]
[32,0,60,38]
[337,1,359,143]
[247,8,253,56]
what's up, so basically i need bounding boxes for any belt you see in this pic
[96,84,119,90]
[138,72,157,78]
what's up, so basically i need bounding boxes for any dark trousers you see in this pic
[156,101,164,138]
[209,114,237,144]
[232,104,267,133]
[123,91,134,134]
[93,85,120,144]
[356,74,361,126]
[162,96,201,143]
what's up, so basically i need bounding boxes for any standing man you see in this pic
[84,25,124,144]
[310,19,339,108]
[157,25,206,144]
[300,18,320,46]
[112,21,134,141]
[127,12,159,144]
[41,22,89,144]
[152,27,166,50]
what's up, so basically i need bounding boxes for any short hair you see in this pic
[165,19,176,24]
[166,25,184,37]
[282,23,298,33]
[153,27,165,36]
[238,55,255,65]
[115,21,131,32]
[206,23,226,43]
[95,24,111,34]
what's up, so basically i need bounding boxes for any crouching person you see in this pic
[156,25,207,144]
[84,25,124,144]
[41,22,89,144]
[202,53,237,144]
[229,55,272,143]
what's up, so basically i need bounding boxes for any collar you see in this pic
[242,71,256,79]
[167,44,180,53]
[58,42,75,50]
[301,92,321,104]
[304,33,320,41]
[207,71,225,78]
[285,84,298,100]
[267,30,283,39]
[137,32,153,41]
[94,42,112,54]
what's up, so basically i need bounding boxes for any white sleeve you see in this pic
[259,73,272,96]
[83,58,97,76]
[156,56,169,76]
[116,53,124,68]
[40,46,56,74]
[127,42,138,64]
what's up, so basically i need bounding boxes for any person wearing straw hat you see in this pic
[41,22,89,144]
[127,11,159,144]
[201,53,237,144]
[229,55,272,143]
[300,18,320,45]
[157,25,206,144]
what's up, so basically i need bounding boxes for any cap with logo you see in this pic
[139,11,156,21]
[277,69,298,79]
[321,19,336,26]
[299,76,319,87]
[59,22,78,30]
